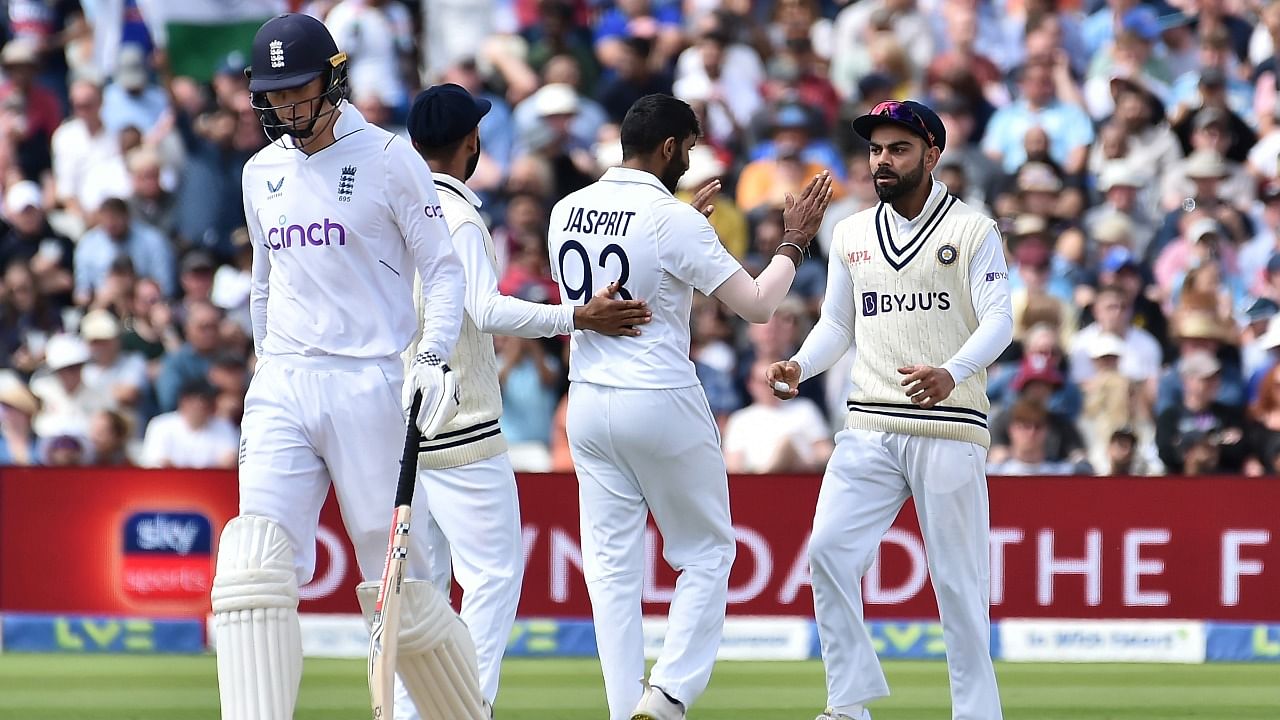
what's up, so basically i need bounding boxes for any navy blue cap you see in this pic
[248,13,342,93]
[1246,297,1279,323]
[853,99,946,152]
[407,84,492,148]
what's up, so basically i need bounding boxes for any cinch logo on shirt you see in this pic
[266,217,347,250]
[120,511,213,603]
[861,291,951,316]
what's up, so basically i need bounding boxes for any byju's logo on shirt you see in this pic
[267,177,285,198]
[267,216,348,250]
[861,291,951,316]
[337,165,356,202]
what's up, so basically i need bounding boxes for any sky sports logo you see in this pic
[120,512,213,603]
[862,291,951,316]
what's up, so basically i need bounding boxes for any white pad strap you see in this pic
[212,516,302,720]
[358,580,487,720]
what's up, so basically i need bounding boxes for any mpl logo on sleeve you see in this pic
[120,512,213,603]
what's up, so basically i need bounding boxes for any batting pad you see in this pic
[211,516,303,720]
[357,579,488,720]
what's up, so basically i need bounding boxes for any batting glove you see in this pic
[406,351,459,439]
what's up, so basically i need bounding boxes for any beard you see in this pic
[463,147,480,181]
[659,155,688,194]
[873,158,926,202]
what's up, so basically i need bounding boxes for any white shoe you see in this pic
[814,708,871,720]
[631,686,685,720]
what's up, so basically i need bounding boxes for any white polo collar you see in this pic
[601,166,671,196]
[431,172,483,208]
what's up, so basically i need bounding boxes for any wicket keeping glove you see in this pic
[406,351,459,439]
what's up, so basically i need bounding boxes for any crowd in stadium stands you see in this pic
[1,0,1279,476]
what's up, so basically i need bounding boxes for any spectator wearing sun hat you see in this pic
[0,180,75,308]
[1156,351,1251,474]
[28,333,108,439]
[1079,332,1145,470]
[1156,311,1245,414]
[1153,214,1242,302]
[0,370,40,465]
[80,308,148,418]
[1084,162,1155,257]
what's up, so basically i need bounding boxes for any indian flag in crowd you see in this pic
[143,0,285,82]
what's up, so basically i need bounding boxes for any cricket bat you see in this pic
[367,392,423,720]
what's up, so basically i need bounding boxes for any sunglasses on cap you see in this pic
[869,101,936,147]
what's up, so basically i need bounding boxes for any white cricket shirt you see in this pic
[548,166,742,389]
[242,103,463,361]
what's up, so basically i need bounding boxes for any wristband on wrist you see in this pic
[775,242,805,267]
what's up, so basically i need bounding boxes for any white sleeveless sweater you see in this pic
[830,191,997,447]
[404,179,507,469]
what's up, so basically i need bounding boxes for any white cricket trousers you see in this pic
[415,454,523,705]
[238,354,433,586]
[809,429,1002,720]
[567,382,736,720]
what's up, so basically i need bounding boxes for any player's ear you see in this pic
[662,136,676,161]
[924,145,941,173]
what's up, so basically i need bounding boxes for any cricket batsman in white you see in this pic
[549,93,832,720]
[768,100,1011,720]
[210,14,484,720]
[393,82,654,717]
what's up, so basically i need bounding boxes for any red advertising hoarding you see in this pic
[1,469,1276,621]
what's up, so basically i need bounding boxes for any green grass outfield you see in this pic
[1,655,1277,719]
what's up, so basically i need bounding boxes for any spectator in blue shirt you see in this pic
[101,44,169,134]
[154,299,221,413]
[1169,31,1254,126]
[593,0,683,73]
[982,59,1095,175]
[74,197,174,303]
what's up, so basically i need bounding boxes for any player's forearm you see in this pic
[711,258,796,324]
[940,309,1013,384]
[792,314,853,383]
[943,227,1014,383]
[417,254,465,359]
[791,245,855,382]
[476,294,574,338]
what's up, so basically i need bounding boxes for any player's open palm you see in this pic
[899,364,956,409]
[576,281,653,337]
[766,360,801,400]
[690,178,721,218]
[781,171,834,248]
